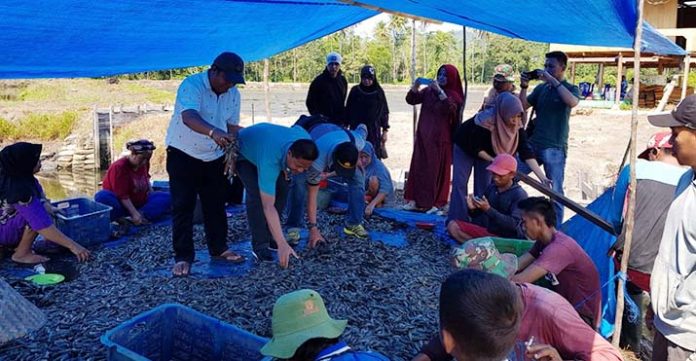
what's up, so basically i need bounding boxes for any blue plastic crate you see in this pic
[101,303,269,361]
[52,197,112,246]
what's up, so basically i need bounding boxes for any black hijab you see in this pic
[359,65,381,93]
[0,142,42,204]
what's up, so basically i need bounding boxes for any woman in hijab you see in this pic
[449,92,549,222]
[404,64,464,213]
[359,142,395,216]
[95,139,171,225]
[346,65,390,159]
[0,142,90,264]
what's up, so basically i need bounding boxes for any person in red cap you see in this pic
[447,154,528,243]
[645,94,696,360]
[607,131,686,352]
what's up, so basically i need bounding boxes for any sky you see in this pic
[352,13,462,38]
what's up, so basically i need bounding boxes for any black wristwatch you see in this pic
[307,222,318,229]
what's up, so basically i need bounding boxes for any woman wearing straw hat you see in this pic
[261,289,390,361]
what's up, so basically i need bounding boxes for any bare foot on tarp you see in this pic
[172,261,191,277]
[212,250,245,264]
[12,252,49,265]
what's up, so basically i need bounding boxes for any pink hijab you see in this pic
[478,92,524,155]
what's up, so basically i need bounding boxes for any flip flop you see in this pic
[172,261,191,277]
[212,250,246,264]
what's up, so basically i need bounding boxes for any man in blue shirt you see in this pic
[236,123,318,268]
[286,123,369,242]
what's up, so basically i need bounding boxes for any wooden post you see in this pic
[108,105,114,163]
[598,64,605,94]
[570,62,576,85]
[682,54,691,101]
[263,58,271,123]
[615,53,624,108]
[411,19,418,140]
[612,0,644,348]
[92,105,100,172]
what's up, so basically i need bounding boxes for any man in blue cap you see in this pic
[165,51,247,276]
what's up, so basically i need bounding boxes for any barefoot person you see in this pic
[0,142,90,264]
[165,52,246,276]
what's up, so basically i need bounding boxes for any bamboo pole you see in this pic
[411,18,417,140]
[615,53,624,108]
[682,54,692,100]
[263,58,271,123]
[612,0,644,347]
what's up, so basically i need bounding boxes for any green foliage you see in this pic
[113,127,139,157]
[689,70,696,89]
[0,117,16,139]
[122,83,175,103]
[0,112,78,140]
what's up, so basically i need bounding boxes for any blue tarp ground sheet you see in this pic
[561,187,621,338]
[0,0,684,79]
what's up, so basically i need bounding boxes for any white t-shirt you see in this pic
[165,71,240,161]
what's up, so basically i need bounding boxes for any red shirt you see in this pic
[529,231,602,329]
[102,157,150,208]
[517,283,622,360]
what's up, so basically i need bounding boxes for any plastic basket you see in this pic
[52,197,112,246]
[487,237,535,257]
[0,278,47,345]
[101,303,268,361]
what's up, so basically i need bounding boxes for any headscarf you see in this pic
[126,139,156,153]
[0,142,42,204]
[478,92,523,155]
[439,64,465,106]
[359,65,379,92]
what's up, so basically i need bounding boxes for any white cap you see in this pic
[326,52,342,65]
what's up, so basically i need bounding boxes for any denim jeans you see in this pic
[286,170,365,228]
[517,146,566,226]
[94,190,171,221]
[448,145,491,223]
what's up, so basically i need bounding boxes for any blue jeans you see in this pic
[94,190,171,221]
[448,145,491,223]
[517,147,566,226]
[286,171,365,228]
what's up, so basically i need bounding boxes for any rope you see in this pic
[573,271,639,324]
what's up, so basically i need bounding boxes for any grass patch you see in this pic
[122,82,175,103]
[0,112,79,141]
[19,82,68,101]
[112,114,170,176]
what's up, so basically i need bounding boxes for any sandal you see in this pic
[212,250,246,264]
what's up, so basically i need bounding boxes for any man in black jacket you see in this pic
[306,52,348,127]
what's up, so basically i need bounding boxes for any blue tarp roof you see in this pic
[0,0,686,79]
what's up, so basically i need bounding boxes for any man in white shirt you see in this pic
[165,52,245,276]
[647,94,696,361]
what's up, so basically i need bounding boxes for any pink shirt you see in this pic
[529,231,602,329]
[517,283,622,361]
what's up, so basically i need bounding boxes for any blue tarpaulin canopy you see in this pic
[0,0,686,78]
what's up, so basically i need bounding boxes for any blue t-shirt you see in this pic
[315,341,390,361]
[307,123,366,184]
[238,123,311,196]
